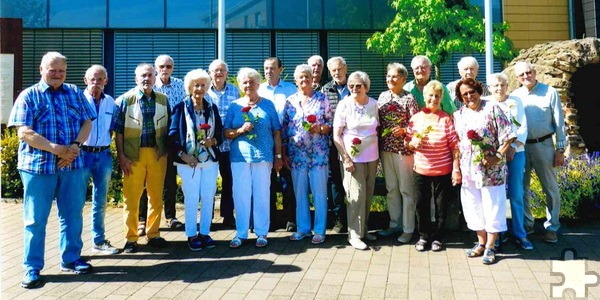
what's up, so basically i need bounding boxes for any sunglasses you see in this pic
[348,84,363,89]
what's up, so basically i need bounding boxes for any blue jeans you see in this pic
[82,149,113,244]
[20,169,87,271]
[507,151,527,238]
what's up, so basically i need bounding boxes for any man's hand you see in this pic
[119,155,134,176]
[554,151,565,167]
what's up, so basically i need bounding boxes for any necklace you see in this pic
[248,96,260,106]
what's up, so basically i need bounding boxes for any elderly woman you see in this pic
[282,64,332,244]
[169,69,222,251]
[224,68,283,248]
[377,63,419,243]
[482,73,533,250]
[333,71,379,250]
[453,78,516,264]
[406,80,459,252]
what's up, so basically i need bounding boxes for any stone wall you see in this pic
[503,38,600,155]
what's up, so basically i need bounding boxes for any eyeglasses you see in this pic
[158,65,173,69]
[348,84,363,89]
[461,90,478,98]
[517,70,533,77]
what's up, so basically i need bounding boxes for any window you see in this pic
[109,0,164,28]
[166,0,215,29]
[273,0,323,29]
[1,0,47,28]
[49,0,106,28]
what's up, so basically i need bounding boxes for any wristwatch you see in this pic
[71,141,81,147]
[275,154,282,159]
[557,148,565,153]
[495,152,503,159]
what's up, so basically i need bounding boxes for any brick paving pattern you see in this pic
[1,200,599,299]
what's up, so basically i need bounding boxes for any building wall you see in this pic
[504,0,571,49]
[583,0,598,37]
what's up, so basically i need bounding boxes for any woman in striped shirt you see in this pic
[406,80,460,252]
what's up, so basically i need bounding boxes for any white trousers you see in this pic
[291,166,328,235]
[461,184,507,233]
[231,162,272,238]
[177,161,219,237]
[380,151,416,232]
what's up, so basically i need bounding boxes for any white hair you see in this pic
[154,54,174,66]
[209,59,229,72]
[308,55,324,65]
[40,51,67,67]
[183,69,212,95]
[347,71,371,91]
[236,68,261,89]
[410,55,431,69]
[327,56,347,69]
[486,72,508,85]
[457,56,479,69]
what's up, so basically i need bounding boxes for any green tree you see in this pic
[366,0,516,80]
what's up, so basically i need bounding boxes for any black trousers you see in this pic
[270,167,296,228]
[218,152,234,219]
[327,145,347,222]
[414,172,451,242]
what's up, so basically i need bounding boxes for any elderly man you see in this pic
[308,55,325,90]
[113,63,170,253]
[81,65,119,255]
[511,61,566,243]
[447,56,489,108]
[404,55,456,115]
[9,52,96,288]
[258,57,298,231]
[138,55,186,235]
[206,59,241,228]
[321,56,350,233]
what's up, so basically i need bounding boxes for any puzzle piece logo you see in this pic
[551,248,599,298]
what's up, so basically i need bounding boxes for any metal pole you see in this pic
[218,0,225,60]
[484,0,493,77]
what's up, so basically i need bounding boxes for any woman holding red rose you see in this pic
[168,69,223,251]
[281,64,332,244]
[406,80,459,252]
[376,63,420,243]
[453,78,516,264]
[333,71,379,250]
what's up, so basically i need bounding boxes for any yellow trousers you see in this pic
[122,148,167,241]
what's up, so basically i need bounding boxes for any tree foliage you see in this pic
[367,0,516,77]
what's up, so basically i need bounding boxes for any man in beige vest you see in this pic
[113,63,170,253]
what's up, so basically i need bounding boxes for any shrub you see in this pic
[528,152,600,220]
[1,128,23,198]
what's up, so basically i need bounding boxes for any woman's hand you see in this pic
[274,156,283,171]
[201,138,217,148]
[181,152,199,168]
[452,170,462,186]
[408,138,421,149]
[482,155,501,167]
[241,121,254,133]
[309,123,321,134]
[392,126,406,137]
[343,158,355,173]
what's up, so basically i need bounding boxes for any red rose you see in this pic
[387,104,398,112]
[241,106,251,113]
[200,123,211,130]
[422,107,432,114]
[306,114,317,123]
[467,130,481,140]
[404,136,412,142]
[351,137,362,145]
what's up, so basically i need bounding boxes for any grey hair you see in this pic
[209,59,229,72]
[347,71,371,91]
[387,62,408,78]
[40,51,67,67]
[294,64,313,79]
[183,69,212,96]
[410,55,431,69]
[154,54,174,66]
[486,72,508,85]
[514,61,535,75]
[327,56,347,69]
[308,55,324,65]
[236,68,261,89]
[457,56,479,69]
[85,64,108,78]
[135,63,154,75]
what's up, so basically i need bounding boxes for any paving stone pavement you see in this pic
[1,200,599,299]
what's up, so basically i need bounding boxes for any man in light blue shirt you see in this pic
[511,61,566,244]
[258,57,298,232]
[206,59,241,228]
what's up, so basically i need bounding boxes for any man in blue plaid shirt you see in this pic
[9,51,97,288]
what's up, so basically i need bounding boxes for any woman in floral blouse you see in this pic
[377,63,419,244]
[406,80,459,253]
[333,71,379,250]
[282,64,332,244]
[453,78,516,264]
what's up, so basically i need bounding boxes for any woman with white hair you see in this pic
[333,71,379,250]
[169,68,222,251]
[282,64,332,244]
[224,68,283,249]
[483,73,533,251]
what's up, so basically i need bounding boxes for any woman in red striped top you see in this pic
[406,80,461,252]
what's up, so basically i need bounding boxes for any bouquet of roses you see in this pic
[302,114,317,132]
[241,106,258,140]
[350,137,362,157]
[381,104,402,137]
[467,129,493,164]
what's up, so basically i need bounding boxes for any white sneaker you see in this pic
[93,240,119,255]
[364,233,377,241]
[348,238,368,250]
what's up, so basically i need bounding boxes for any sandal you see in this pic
[482,248,496,265]
[311,234,326,245]
[466,244,485,257]
[229,237,244,249]
[415,239,428,252]
[256,235,268,248]
[137,222,146,237]
[431,240,443,252]
[289,232,309,241]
